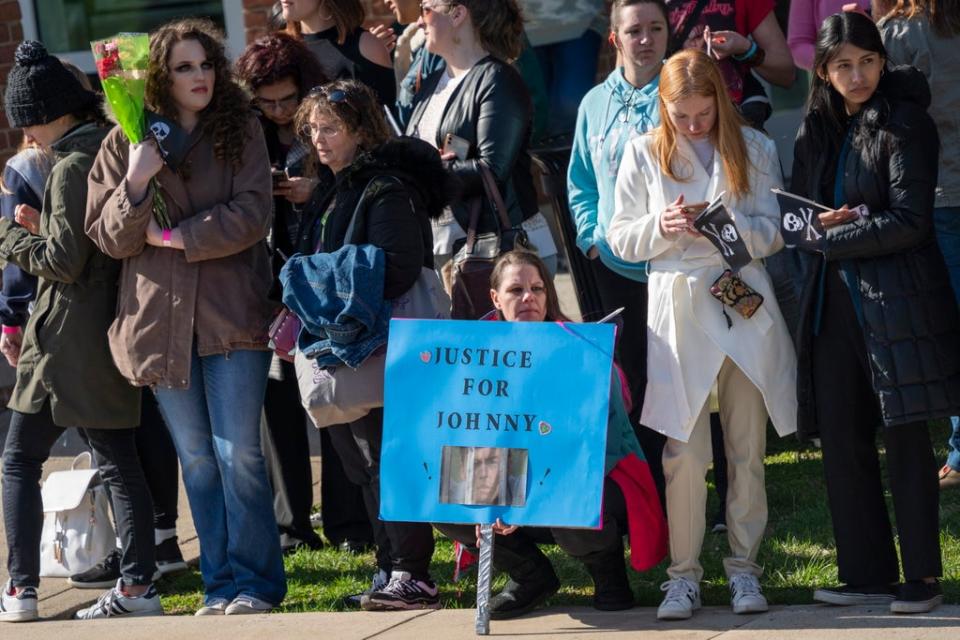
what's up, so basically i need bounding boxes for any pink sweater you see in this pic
[788,0,872,70]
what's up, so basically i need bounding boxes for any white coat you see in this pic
[607,127,798,443]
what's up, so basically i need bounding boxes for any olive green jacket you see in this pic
[0,123,140,428]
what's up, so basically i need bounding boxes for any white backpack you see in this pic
[39,451,116,578]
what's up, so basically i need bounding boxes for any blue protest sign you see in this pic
[380,319,615,528]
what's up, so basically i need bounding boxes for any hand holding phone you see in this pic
[442,133,470,161]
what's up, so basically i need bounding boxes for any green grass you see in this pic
[156,419,960,614]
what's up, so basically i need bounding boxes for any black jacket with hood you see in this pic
[298,136,457,299]
[789,66,960,439]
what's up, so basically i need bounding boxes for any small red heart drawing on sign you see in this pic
[538,421,552,436]
[419,351,430,363]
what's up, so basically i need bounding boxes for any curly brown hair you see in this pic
[294,79,390,153]
[146,18,250,169]
[235,32,328,96]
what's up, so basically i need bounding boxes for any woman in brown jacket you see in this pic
[85,19,286,614]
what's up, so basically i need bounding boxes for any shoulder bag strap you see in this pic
[478,163,513,232]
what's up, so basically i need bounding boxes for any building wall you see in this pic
[0,0,24,162]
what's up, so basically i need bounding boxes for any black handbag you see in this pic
[450,164,530,319]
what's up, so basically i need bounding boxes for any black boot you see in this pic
[489,543,560,620]
[582,539,634,611]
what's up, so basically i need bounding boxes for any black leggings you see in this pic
[2,402,156,587]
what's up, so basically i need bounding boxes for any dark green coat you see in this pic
[0,123,139,428]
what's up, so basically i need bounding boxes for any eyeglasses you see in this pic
[253,93,299,112]
[420,1,455,17]
[298,122,341,139]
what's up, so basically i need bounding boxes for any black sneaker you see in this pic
[69,550,162,589]
[69,550,121,589]
[813,583,897,606]
[344,569,389,609]
[362,571,440,611]
[155,537,188,576]
[891,580,943,614]
[490,574,560,620]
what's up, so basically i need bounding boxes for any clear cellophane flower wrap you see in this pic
[91,33,171,229]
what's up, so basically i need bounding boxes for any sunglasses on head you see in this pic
[308,86,359,113]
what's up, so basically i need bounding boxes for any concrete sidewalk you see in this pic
[5,604,960,639]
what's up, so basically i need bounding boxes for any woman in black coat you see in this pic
[789,12,960,615]
[404,0,538,290]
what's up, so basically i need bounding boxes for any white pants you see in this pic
[663,357,768,582]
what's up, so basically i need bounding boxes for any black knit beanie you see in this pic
[4,41,97,128]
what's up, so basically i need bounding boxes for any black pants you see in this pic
[813,268,942,585]
[326,408,435,580]
[2,403,156,587]
[435,479,628,578]
[136,388,179,532]
[590,261,666,504]
[261,362,326,550]
[319,427,374,545]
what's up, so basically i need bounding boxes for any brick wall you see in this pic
[0,0,23,164]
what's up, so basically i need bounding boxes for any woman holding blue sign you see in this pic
[788,12,960,613]
[607,49,797,621]
[434,250,667,620]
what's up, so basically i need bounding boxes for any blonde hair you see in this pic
[651,49,752,199]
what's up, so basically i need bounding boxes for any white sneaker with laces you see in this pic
[657,577,701,620]
[224,595,273,615]
[0,580,38,622]
[74,579,163,619]
[729,573,768,614]
[195,597,231,616]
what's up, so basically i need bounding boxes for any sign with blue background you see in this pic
[380,319,614,528]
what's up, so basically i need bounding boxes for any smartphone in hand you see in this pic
[442,133,470,161]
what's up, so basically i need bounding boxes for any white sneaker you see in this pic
[657,577,701,620]
[74,579,163,619]
[224,595,273,615]
[195,597,230,616]
[729,573,768,614]
[0,580,38,623]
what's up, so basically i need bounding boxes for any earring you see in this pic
[452,34,461,45]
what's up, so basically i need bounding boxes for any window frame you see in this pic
[17,0,247,73]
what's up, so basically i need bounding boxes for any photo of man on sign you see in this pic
[440,446,528,507]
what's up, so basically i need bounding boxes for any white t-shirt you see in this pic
[689,137,715,176]
[415,69,470,256]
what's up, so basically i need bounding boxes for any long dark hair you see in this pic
[147,19,251,169]
[802,12,889,171]
[459,0,525,62]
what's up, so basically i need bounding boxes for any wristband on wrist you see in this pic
[733,40,758,62]
[162,228,172,247]
[2,325,21,334]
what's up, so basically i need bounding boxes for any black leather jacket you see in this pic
[789,67,960,438]
[405,55,538,237]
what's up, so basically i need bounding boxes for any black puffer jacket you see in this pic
[790,66,960,438]
[298,136,457,299]
[405,56,537,236]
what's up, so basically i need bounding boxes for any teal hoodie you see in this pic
[567,67,660,281]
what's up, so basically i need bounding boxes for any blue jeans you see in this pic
[935,208,960,470]
[154,347,286,605]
